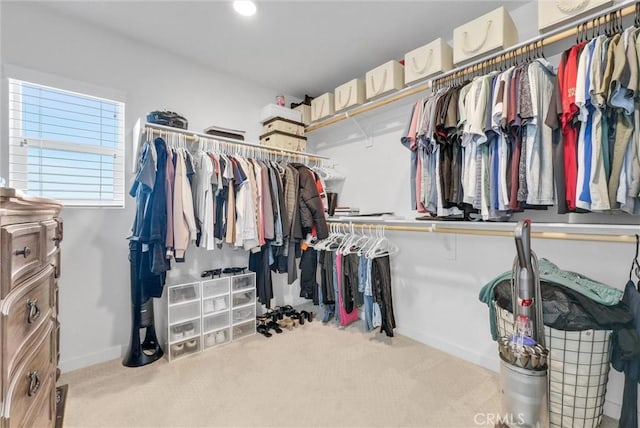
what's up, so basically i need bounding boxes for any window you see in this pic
[8,79,125,207]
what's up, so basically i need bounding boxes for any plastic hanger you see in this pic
[365,225,388,259]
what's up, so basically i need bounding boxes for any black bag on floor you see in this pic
[146,111,188,130]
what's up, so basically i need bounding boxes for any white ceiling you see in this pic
[41,0,528,98]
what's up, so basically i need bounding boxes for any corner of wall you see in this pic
[59,345,126,374]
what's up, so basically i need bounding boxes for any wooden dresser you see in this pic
[0,188,62,428]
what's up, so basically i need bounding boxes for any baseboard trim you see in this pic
[397,326,623,421]
[398,326,500,372]
[59,345,125,373]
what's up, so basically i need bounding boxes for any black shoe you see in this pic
[267,321,283,334]
[257,324,272,338]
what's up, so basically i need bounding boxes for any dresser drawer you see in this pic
[12,370,54,428]
[41,220,59,260]
[3,321,55,427]
[2,265,55,377]
[1,223,46,298]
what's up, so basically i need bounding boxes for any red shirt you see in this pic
[559,43,585,211]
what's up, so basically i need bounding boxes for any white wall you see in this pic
[309,1,639,420]
[0,2,305,372]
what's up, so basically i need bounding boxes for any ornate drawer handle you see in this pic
[26,298,41,324]
[462,19,493,54]
[27,370,40,397]
[15,246,31,258]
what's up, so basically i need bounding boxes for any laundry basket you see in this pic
[494,303,612,428]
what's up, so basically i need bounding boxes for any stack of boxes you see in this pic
[259,104,307,152]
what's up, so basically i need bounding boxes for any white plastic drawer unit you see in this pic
[203,312,230,334]
[232,289,255,308]
[168,282,200,305]
[334,79,366,112]
[310,93,335,122]
[452,6,518,64]
[232,306,256,325]
[202,294,229,316]
[231,273,255,292]
[169,319,201,344]
[202,278,229,298]
[203,328,230,348]
[232,320,255,340]
[169,301,200,325]
[170,336,200,359]
[537,0,612,31]
[365,60,405,100]
[404,38,453,85]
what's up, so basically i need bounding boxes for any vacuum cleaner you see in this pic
[497,219,548,427]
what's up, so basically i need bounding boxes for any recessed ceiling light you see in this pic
[233,1,257,17]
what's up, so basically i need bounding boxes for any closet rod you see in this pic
[143,120,329,160]
[330,222,638,244]
[306,0,635,133]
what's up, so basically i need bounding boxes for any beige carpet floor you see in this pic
[60,319,618,427]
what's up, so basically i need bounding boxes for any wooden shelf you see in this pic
[306,0,636,134]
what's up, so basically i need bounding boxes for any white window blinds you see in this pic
[8,79,125,207]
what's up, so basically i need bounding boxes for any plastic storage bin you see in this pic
[202,278,229,298]
[169,319,201,344]
[202,294,229,315]
[203,312,230,334]
[232,320,255,340]
[232,306,256,325]
[231,274,254,292]
[169,336,200,359]
[232,289,256,307]
[169,283,199,305]
[203,328,230,348]
[169,301,200,325]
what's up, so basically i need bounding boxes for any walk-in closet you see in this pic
[2,1,640,427]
